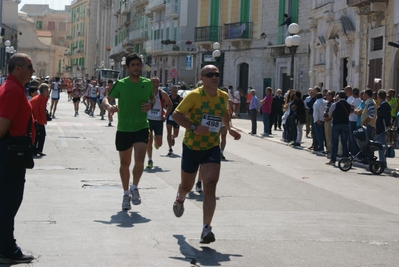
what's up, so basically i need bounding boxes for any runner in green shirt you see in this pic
[102,53,155,211]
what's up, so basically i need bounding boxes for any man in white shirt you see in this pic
[348,87,362,155]
[313,92,327,152]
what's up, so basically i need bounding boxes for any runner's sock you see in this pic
[130,184,138,191]
[124,190,130,196]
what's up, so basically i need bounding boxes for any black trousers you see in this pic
[34,123,46,154]
[250,109,258,134]
[0,138,26,257]
[273,109,283,129]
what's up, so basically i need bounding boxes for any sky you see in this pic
[19,0,72,11]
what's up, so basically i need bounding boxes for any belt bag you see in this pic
[5,119,34,170]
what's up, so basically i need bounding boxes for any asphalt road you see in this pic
[4,92,399,267]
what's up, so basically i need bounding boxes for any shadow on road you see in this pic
[170,234,242,266]
[93,211,151,228]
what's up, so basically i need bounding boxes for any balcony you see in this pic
[77,31,84,36]
[145,39,163,53]
[347,0,387,7]
[165,0,178,18]
[132,0,149,7]
[128,29,149,41]
[223,22,253,40]
[263,32,287,47]
[121,2,131,15]
[66,35,72,39]
[148,0,166,11]
[162,42,196,54]
[194,26,223,43]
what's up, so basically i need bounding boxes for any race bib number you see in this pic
[201,114,222,132]
[148,109,161,117]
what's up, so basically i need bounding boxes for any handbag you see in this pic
[5,119,34,170]
[385,146,395,158]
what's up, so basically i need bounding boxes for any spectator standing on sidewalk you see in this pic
[326,91,351,166]
[313,92,327,152]
[248,88,259,135]
[323,91,335,154]
[0,53,36,264]
[290,91,306,147]
[375,89,391,168]
[272,89,284,131]
[102,53,155,211]
[348,88,362,155]
[31,83,50,157]
[172,65,241,244]
[260,87,273,136]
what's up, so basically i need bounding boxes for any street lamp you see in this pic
[5,40,16,76]
[110,59,115,70]
[212,42,221,61]
[285,23,302,90]
[120,56,126,78]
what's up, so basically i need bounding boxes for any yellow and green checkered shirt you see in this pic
[175,87,228,150]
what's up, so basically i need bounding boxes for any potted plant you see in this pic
[185,40,192,45]
[106,46,111,51]
[172,45,180,51]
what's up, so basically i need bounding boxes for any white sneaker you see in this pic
[130,188,141,205]
[122,195,131,210]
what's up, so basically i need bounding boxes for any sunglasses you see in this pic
[20,64,34,70]
[202,72,220,78]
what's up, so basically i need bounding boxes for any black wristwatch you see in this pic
[190,124,197,131]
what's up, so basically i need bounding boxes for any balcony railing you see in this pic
[263,32,287,47]
[162,42,196,53]
[129,29,149,40]
[121,2,131,15]
[132,0,149,7]
[224,22,253,40]
[148,0,166,11]
[194,26,223,42]
[165,0,178,18]
[347,0,387,6]
[145,39,163,52]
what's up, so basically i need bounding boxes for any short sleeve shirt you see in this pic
[108,76,154,132]
[175,86,228,150]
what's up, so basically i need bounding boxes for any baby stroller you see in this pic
[338,126,395,175]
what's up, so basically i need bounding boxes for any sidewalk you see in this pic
[230,113,399,175]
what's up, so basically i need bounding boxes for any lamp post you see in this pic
[110,59,115,70]
[120,56,126,79]
[285,23,302,90]
[212,42,222,86]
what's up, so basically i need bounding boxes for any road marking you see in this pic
[56,125,68,147]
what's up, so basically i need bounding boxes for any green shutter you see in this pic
[240,0,250,22]
[291,0,298,24]
[174,27,177,40]
[278,0,286,44]
[210,0,220,41]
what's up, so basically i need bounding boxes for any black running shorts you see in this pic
[115,128,149,151]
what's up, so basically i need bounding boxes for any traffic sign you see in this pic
[169,69,178,78]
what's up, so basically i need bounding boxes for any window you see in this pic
[59,22,66,31]
[36,21,42,29]
[372,36,383,51]
[48,21,56,31]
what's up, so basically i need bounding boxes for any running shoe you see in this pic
[146,160,153,168]
[108,122,112,127]
[130,188,141,205]
[173,198,185,217]
[221,152,226,160]
[0,253,34,264]
[195,182,203,193]
[200,225,215,244]
[167,149,173,156]
[122,195,131,210]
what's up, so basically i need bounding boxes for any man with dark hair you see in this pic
[0,53,36,264]
[102,53,155,211]
[313,92,327,152]
[280,13,292,27]
[375,89,391,167]
[31,83,50,157]
[326,91,351,166]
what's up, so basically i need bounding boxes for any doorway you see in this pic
[239,63,249,112]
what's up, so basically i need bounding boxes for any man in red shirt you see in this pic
[0,53,35,264]
[31,83,50,157]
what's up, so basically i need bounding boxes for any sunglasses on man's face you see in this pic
[19,64,34,70]
[202,72,220,78]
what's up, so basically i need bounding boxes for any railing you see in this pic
[148,0,166,10]
[224,22,253,40]
[347,0,387,6]
[129,29,149,40]
[162,42,196,53]
[194,26,223,42]
[165,0,178,17]
[66,35,72,39]
[145,39,163,52]
[263,32,287,46]
[121,2,131,15]
[316,0,331,8]
[132,0,149,6]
